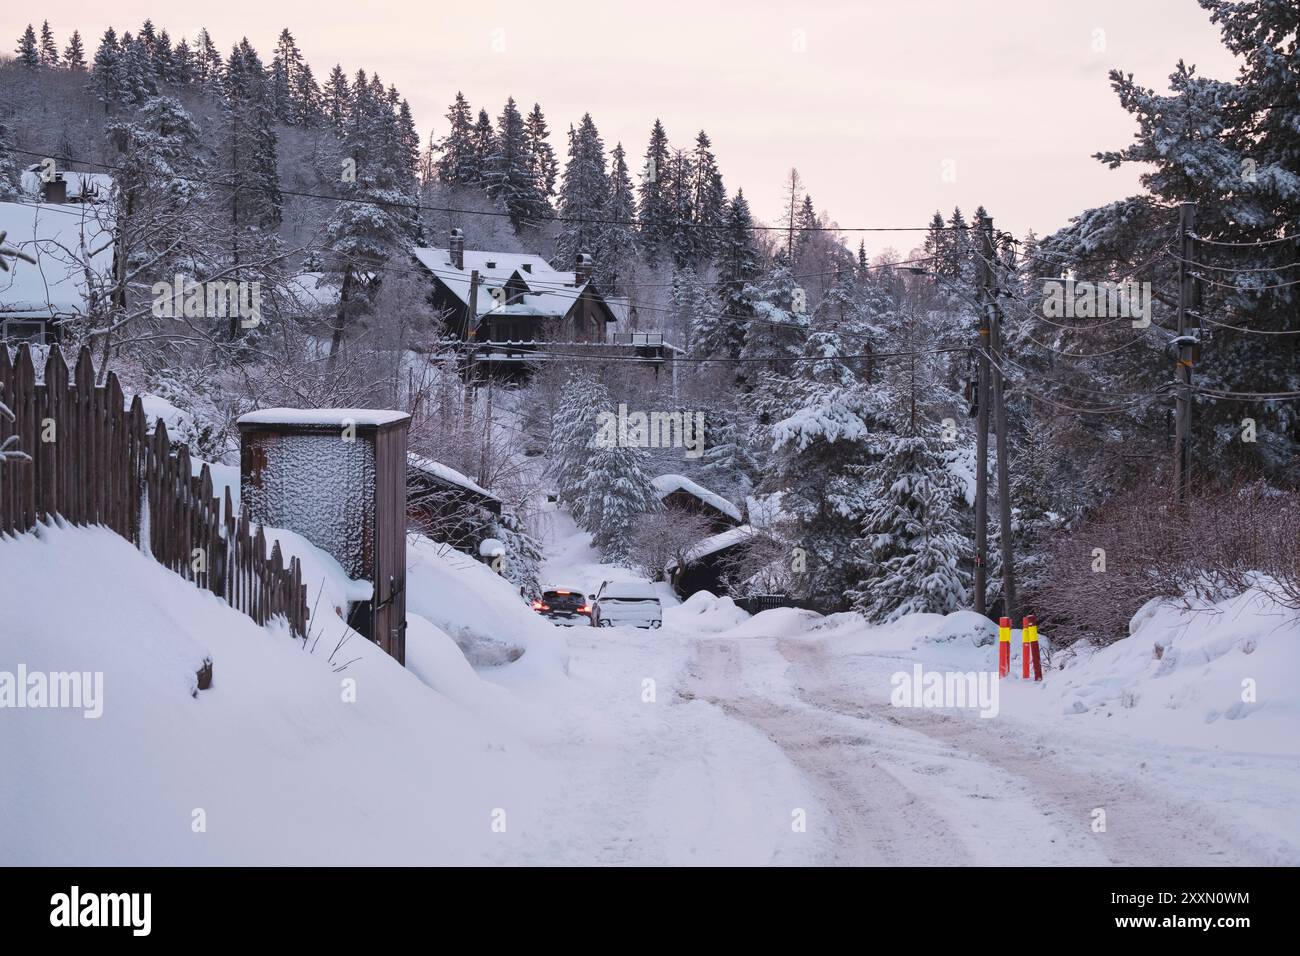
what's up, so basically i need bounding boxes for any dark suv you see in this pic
[532,588,591,626]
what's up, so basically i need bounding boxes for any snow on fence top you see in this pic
[408,453,498,502]
[237,408,411,428]
[652,473,742,523]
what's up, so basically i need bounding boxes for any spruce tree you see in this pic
[470,109,496,189]
[15,25,38,67]
[524,103,558,202]
[90,28,122,108]
[637,119,672,262]
[690,130,726,261]
[850,427,970,622]
[436,92,477,186]
[0,123,20,200]
[322,66,350,131]
[549,372,611,523]
[578,442,659,563]
[485,96,545,227]
[556,114,610,268]
[597,142,637,294]
[63,31,86,70]
[38,21,58,66]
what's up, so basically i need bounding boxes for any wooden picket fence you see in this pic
[0,343,309,638]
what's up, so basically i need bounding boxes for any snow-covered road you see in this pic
[513,615,1291,866]
[511,508,1299,866]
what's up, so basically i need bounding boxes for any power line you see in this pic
[10,148,972,235]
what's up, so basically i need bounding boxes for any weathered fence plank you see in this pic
[0,344,309,638]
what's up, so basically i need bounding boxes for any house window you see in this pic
[1,319,47,343]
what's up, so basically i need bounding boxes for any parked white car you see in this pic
[589,580,663,630]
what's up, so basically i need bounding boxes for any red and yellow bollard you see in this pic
[998,617,1011,678]
[1022,615,1042,682]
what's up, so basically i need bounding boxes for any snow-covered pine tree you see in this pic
[759,319,885,605]
[664,148,696,267]
[524,103,558,203]
[548,372,611,523]
[492,509,543,599]
[220,39,282,338]
[596,143,637,295]
[292,62,322,126]
[470,109,496,189]
[270,28,304,124]
[435,92,477,186]
[637,119,673,263]
[670,265,708,354]
[89,29,122,108]
[15,25,38,68]
[577,440,659,564]
[485,97,546,228]
[153,30,177,84]
[741,252,810,375]
[555,114,610,268]
[849,425,970,622]
[39,21,58,66]
[690,130,726,261]
[63,31,86,70]
[702,189,761,364]
[794,194,818,265]
[322,65,350,131]
[0,123,20,199]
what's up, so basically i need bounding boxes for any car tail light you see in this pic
[577,605,590,614]
[531,601,550,611]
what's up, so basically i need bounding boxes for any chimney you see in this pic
[449,228,465,270]
[42,174,67,205]
[575,252,594,285]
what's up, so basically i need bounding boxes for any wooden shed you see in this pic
[238,408,410,664]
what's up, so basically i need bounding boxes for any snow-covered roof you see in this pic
[652,474,742,522]
[0,200,114,318]
[407,453,498,502]
[681,525,756,566]
[412,246,616,325]
[284,272,340,311]
[20,168,114,203]
[237,408,410,428]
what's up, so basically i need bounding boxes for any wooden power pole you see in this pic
[980,215,1016,622]
[1174,203,1196,505]
[973,229,991,616]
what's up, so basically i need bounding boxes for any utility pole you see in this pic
[980,215,1016,623]
[973,229,991,616]
[1174,203,1196,505]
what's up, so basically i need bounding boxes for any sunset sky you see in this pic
[3,0,1241,245]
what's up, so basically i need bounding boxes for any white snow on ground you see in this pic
[0,524,556,865]
[2,507,1297,865]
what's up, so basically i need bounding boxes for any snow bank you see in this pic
[664,590,752,633]
[1042,589,1300,752]
[406,533,569,681]
[0,524,557,864]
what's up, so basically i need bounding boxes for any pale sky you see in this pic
[4,0,1241,243]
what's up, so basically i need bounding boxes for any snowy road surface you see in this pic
[505,510,1298,866]
[511,620,1281,866]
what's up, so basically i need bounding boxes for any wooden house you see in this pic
[651,474,743,534]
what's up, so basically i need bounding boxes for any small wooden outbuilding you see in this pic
[238,408,410,663]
